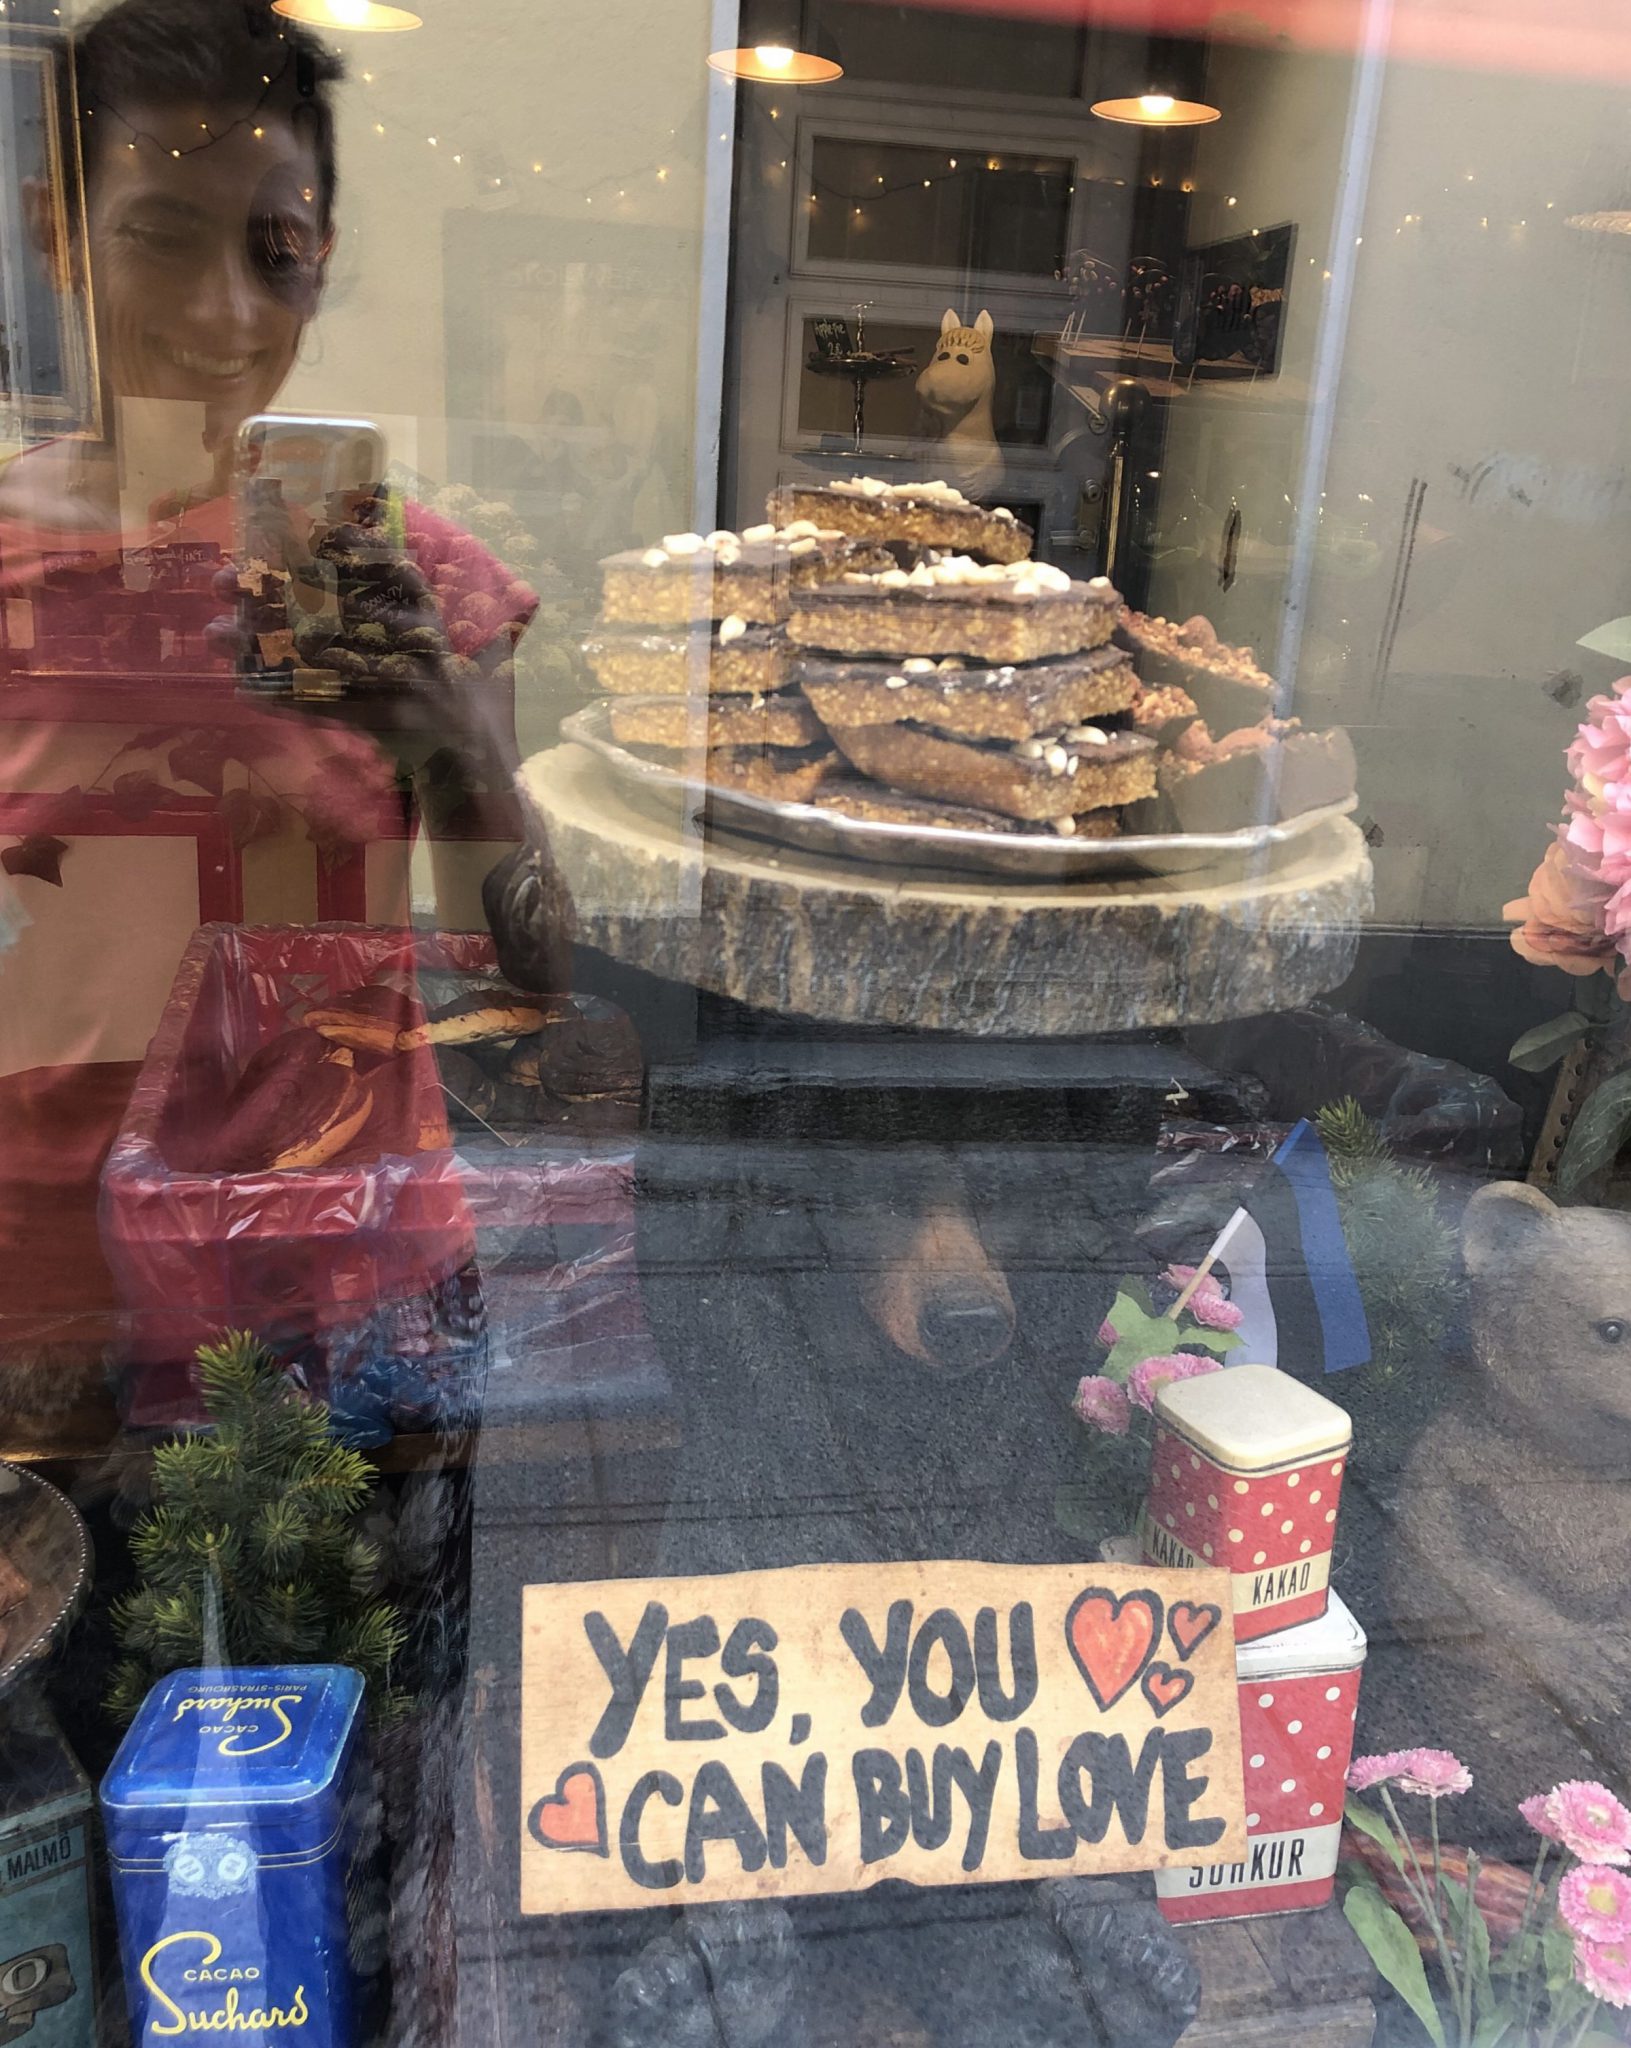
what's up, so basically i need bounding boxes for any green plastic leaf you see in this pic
[1508,1011,1592,1072]
[1344,1885,1447,2048]
[1555,1070,1631,1197]
[1179,1325,1243,1356]
[1543,1918,1576,1993]
[1345,1797,1406,1873]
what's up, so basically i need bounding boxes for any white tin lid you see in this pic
[1096,1537,1367,1677]
[1154,1363,1352,1472]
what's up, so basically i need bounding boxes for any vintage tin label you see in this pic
[103,1669,375,2048]
[0,1811,96,2048]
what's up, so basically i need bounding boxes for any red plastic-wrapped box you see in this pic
[100,924,638,1419]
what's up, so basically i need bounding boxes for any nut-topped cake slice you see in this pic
[825,718,1156,824]
[789,555,1119,665]
[768,476,1032,565]
[795,643,1135,742]
[598,523,891,627]
[583,617,789,696]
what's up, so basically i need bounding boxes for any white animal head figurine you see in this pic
[916,308,997,423]
[915,309,1001,496]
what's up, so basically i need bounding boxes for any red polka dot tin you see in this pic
[1135,1364,1352,1643]
[1154,1591,1367,1923]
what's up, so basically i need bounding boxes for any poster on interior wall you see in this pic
[1172,223,1296,379]
[519,1559,1246,1913]
[0,25,100,443]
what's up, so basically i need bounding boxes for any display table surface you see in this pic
[521,744,1373,1036]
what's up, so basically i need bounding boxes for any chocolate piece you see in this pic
[583,620,789,696]
[768,478,1032,565]
[1153,719,1357,832]
[827,719,1155,821]
[796,643,1135,741]
[608,692,823,750]
[1115,610,1276,732]
[790,558,1119,665]
[599,528,890,627]
[198,1027,365,1173]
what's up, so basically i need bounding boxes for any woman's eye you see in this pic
[121,223,190,256]
[1596,1319,1627,1344]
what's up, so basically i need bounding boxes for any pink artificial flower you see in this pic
[1096,1317,1119,1348]
[1561,1867,1631,1946]
[1128,1353,1223,1412]
[1162,1264,1244,1332]
[1547,1782,1631,1867]
[1072,1375,1131,1437]
[1505,841,1619,979]
[1392,1748,1472,1799]
[1569,682,1631,790]
[1575,1936,1631,2011]
[1348,1752,1405,1793]
[1521,1793,1562,1841]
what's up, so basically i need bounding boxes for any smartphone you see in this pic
[232,413,388,696]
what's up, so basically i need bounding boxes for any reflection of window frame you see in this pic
[0,26,100,444]
[789,110,1136,296]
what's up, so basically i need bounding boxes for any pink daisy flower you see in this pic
[1347,1752,1404,1793]
[1520,1793,1562,1841]
[1561,1867,1631,1946]
[1128,1353,1223,1412]
[1548,1783,1631,1867]
[1575,1936,1631,2011]
[1162,1264,1244,1332]
[1072,1375,1131,1437]
[1392,1748,1472,1799]
[1095,1317,1119,1348]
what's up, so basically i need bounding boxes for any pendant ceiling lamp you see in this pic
[707,1,842,83]
[272,0,423,31]
[1091,89,1219,125]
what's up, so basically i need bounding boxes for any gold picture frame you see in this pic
[0,22,100,444]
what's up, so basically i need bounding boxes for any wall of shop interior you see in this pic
[1152,40,1631,935]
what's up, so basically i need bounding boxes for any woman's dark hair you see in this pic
[66,0,346,229]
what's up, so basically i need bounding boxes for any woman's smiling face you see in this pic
[84,100,328,446]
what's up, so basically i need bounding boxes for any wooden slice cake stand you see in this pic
[519,743,1374,1037]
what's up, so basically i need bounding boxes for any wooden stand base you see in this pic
[1178,1904,1375,2048]
[520,746,1373,1037]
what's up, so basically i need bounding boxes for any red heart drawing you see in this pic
[1142,1663,1195,1717]
[1064,1587,1163,1712]
[528,1763,608,1857]
[1169,1601,1223,1661]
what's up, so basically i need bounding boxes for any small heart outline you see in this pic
[528,1762,609,1857]
[1169,1601,1223,1661]
[1142,1662,1195,1718]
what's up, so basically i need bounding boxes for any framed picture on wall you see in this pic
[0,25,100,443]
[1171,222,1295,379]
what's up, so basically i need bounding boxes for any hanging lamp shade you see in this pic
[1090,90,1219,125]
[707,0,842,82]
[272,0,423,31]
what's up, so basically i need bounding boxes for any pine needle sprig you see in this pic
[107,1330,406,1723]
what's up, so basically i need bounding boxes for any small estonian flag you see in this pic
[1203,1119,1371,1375]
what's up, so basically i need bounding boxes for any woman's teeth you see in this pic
[160,343,255,379]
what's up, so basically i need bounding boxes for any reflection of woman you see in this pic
[0,0,533,1396]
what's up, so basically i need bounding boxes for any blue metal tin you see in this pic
[101,1668,375,2048]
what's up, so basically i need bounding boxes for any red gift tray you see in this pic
[100,923,636,1389]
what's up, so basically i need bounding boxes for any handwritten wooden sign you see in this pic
[520,1560,1246,1913]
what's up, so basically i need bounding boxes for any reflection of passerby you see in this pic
[0,0,538,1395]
